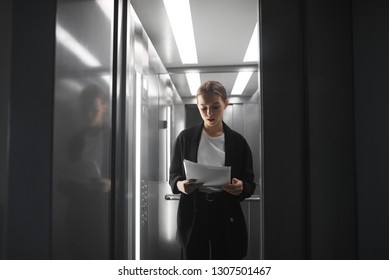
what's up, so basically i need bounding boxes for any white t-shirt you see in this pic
[197,129,225,167]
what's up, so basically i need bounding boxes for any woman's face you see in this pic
[83,97,107,127]
[197,92,229,129]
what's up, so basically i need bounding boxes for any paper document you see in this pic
[66,160,102,184]
[183,159,231,192]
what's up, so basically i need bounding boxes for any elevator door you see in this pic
[52,0,115,259]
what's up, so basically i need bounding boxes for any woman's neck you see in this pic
[204,122,224,137]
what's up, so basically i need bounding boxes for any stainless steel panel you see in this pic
[242,102,262,260]
[233,104,245,136]
[52,0,114,259]
[129,6,182,259]
[223,104,233,128]
[225,103,262,260]
[123,4,137,260]
[244,102,262,186]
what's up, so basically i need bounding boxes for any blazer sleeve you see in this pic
[169,132,186,194]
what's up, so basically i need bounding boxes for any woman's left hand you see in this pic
[222,178,243,196]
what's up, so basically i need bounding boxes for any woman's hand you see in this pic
[90,178,111,192]
[177,179,203,194]
[223,178,243,196]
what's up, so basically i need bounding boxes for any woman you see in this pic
[169,80,256,260]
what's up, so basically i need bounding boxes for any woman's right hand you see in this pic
[177,179,203,194]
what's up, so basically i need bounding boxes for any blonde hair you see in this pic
[196,80,227,101]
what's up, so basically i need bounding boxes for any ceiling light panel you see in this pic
[231,72,253,95]
[163,0,198,64]
[243,22,259,63]
[186,72,201,95]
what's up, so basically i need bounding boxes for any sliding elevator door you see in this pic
[52,0,115,259]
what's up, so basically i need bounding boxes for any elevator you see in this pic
[50,0,262,260]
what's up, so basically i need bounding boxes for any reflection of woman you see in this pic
[169,80,256,260]
[65,84,111,259]
[69,84,111,186]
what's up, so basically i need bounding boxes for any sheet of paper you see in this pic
[66,160,102,184]
[183,159,231,189]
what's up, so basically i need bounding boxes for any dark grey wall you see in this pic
[262,0,358,259]
[304,0,357,259]
[0,0,12,260]
[353,0,389,260]
[262,0,389,260]
[261,0,308,259]
[5,1,57,259]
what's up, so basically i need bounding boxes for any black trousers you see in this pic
[181,192,242,260]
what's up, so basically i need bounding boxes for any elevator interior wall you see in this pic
[128,0,262,259]
[128,6,184,259]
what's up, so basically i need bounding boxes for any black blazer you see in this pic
[169,122,256,258]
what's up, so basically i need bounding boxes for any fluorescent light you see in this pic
[186,72,201,95]
[56,24,101,67]
[234,22,258,95]
[231,72,253,95]
[243,22,259,62]
[163,0,198,64]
